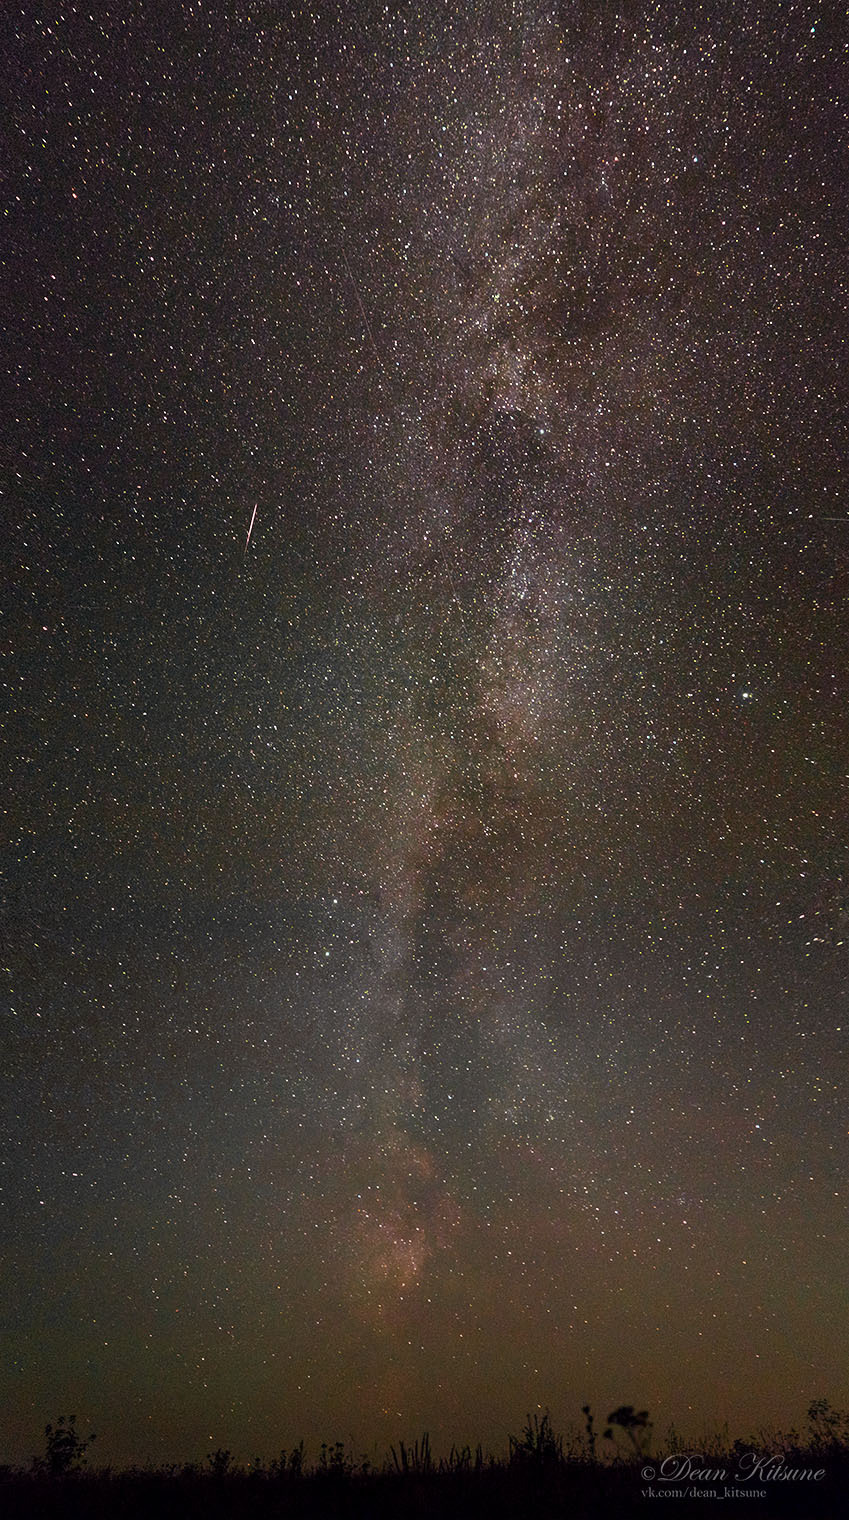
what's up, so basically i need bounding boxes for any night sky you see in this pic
[2,0,848,1471]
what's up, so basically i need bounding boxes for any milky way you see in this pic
[2,0,847,1467]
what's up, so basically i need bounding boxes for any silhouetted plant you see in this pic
[665,1422,685,1454]
[441,1442,488,1472]
[604,1405,652,1457]
[442,1443,473,1473]
[318,1439,354,1477]
[390,1433,433,1474]
[270,1441,304,1479]
[582,1403,597,1460]
[508,1410,563,1466]
[37,1415,96,1477]
[206,1447,233,1477]
[808,1398,849,1449]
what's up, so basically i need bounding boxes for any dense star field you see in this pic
[2,0,847,1471]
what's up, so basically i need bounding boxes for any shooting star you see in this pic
[342,252,386,373]
[244,502,258,554]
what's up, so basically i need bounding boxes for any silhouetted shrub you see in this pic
[603,1404,652,1457]
[508,1409,563,1466]
[35,1416,96,1478]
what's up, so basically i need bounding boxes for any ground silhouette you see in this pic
[2,1400,848,1517]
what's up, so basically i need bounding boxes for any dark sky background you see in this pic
[2,0,848,1470]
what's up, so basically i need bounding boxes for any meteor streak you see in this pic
[342,251,386,373]
[244,502,258,553]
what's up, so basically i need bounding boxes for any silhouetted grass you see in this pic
[2,1401,848,1517]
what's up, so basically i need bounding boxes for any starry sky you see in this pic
[2,0,848,1470]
